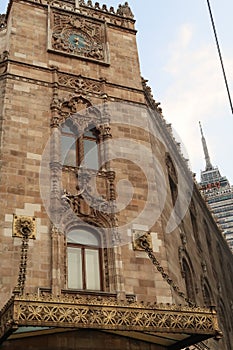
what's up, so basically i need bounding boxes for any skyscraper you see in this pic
[199,122,233,252]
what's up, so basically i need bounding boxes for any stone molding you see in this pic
[4,0,135,31]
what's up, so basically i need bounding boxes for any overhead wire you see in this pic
[206,0,233,114]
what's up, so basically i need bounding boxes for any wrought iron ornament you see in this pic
[136,234,197,307]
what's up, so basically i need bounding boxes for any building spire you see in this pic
[199,121,213,171]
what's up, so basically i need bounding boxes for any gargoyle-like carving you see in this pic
[117,2,134,18]
[0,14,6,29]
[0,51,9,61]
[142,77,162,114]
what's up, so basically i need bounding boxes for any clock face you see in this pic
[68,33,86,49]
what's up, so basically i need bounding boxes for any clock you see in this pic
[68,33,86,49]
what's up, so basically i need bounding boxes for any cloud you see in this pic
[159,23,233,180]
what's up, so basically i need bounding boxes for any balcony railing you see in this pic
[0,291,222,347]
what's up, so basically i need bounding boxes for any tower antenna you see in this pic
[199,121,213,171]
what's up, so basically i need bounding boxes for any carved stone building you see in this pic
[0,1,233,349]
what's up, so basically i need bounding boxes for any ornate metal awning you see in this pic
[0,292,222,349]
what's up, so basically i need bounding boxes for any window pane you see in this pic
[61,135,76,166]
[67,229,99,246]
[67,247,82,289]
[84,129,95,138]
[85,249,100,290]
[62,124,75,134]
[84,139,98,170]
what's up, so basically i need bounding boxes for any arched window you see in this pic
[166,154,178,207]
[182,258,196,302]
[61,124,100,170]
[203,284,211,306]
[201,277,213,307]
[189,200,201,251]
[67,228,102,290]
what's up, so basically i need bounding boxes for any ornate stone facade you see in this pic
[49,9,108,62]
[0,0,232,349]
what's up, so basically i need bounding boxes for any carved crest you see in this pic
[50,9,108,62]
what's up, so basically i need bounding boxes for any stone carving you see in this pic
[0,51,9,61]
[50,95,100,127]
[94,2,100,10]
[0,14,6,29]
[142,77,162,114]
[0,52,7,75]
[57,73,103,94]
[0,63,7,75]
[51,10,106,61]
[20,0,135,30]
[116,2,134,18]
[61,169,116,226]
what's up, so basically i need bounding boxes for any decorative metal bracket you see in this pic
[132,231,152,251]
[12,215,36,239]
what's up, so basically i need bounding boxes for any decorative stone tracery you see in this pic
[49,89,121,292]
[57,72,105,95]
[49,9,108,62]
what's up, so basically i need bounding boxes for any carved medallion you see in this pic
[49,9,108,63]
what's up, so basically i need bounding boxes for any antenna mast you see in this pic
[199,121,213,171]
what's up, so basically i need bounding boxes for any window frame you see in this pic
[67,228,103,291]
[61,124,100,169]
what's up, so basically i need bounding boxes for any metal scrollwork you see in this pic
[13,215,36,239]
[0,292,222,344]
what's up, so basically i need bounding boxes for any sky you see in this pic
[1,0,233,184]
